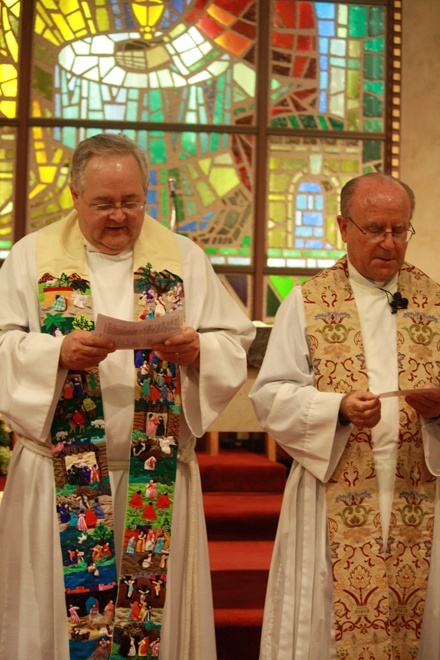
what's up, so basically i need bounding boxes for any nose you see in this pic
[379,231,395,246]
[109,205,126,221]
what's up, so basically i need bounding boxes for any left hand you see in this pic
[405,389,440,418]
[152,326,200,368]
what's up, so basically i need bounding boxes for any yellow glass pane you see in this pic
[0,100,16,118]
[209,166,240,197]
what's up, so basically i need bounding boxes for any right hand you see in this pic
[59,330,116,370]
[339,390,381,428]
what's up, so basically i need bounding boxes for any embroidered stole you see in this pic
[37,211,184,659]
[303,257,438,659]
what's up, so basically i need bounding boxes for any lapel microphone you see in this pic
[379,288,408,313]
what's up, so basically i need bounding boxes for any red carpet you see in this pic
[199,449,286,660]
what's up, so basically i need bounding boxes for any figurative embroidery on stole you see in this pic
[302,257,438,659]
[37,213,184,660]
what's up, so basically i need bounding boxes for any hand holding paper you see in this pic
[378,386,440,419]
[404,387,440,419]
[95,309,184,349]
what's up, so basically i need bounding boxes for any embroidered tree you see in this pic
[72,314,94,331]
[135,264,181,297]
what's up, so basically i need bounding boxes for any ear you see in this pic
[337,215,349,242]
[70,186,80,210]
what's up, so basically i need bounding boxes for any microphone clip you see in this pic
[380,288,408,313]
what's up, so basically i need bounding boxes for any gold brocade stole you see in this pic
[37,211,184,659]
[303,257,438,659]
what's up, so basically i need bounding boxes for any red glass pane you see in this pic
[187,0,211,23]
[233,19,256,39]
[274,1,297,29]
[297,34,316,52]
[299,2,315,29]
[292,55,308,77]
[198,14,224,39]
[273,33,294,49]
[216,0,253,13]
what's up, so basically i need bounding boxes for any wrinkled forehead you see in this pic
[352,180,411,218]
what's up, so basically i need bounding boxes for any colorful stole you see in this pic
[302,257,438,659]
[37,211,185,659]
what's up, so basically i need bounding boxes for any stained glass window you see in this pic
[0,0,20,257]
[0,0,401,320]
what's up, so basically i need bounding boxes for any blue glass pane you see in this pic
[303,212,323,226]
[299,182,321,193]
[316,3,336,19]
[297,194,307,209]
[318,21,335,37]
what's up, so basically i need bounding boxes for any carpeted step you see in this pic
[204,492,283,540]
[197,449,287,493]
[215,615,262,660]
[209,540,272,660]
[209,540,273,609]
[199,451,284,660]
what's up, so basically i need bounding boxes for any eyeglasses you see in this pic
[79,196,145,215]
[347,216,415,243]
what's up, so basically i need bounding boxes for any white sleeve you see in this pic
[0,233,67,441]
[176,236,256,438]
[249,286,351,483]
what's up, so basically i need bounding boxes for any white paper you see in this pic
[94,309,184,349]
[378,387,440,399]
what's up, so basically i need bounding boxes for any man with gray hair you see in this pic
[0,133,255,660]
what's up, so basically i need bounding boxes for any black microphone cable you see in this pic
[379,288,408,313]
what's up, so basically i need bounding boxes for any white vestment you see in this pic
[0,227,256,660]
[249,262,440,660]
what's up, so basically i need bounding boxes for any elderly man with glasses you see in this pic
[0,133,255,660]
[250,172,440,660]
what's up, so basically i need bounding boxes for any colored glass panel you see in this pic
[266,134,383,269]
[0,125,15,254]
[263,273,310,322]
[0,0,20,119]
[270,2,386,133]
[218,273,252,317]
[31,0,257,126]
[27,127,254,268]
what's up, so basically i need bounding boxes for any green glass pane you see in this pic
[363,93,383,118]
[328,117,344,130]
[369,7,385,37]
[363,119,384,132]
[364,37,384,53]
[266,284,281,319]
[363,140,382,162]
[349,6,368,38]
[364,54,384,80]
[299,115,317,129]
[365,81,384,95]
[288,116,301,129]
[271,117,288,128]
[269,275,294,300]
